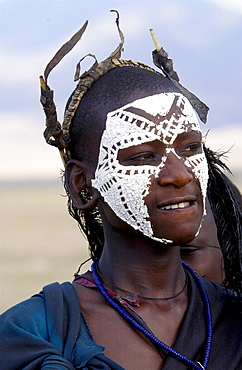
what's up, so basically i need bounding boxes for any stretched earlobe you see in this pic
[77,188,100,211]
[65,159,99,211]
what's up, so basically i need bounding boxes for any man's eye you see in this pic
[180,246,198,257]
[128,152,157,164]
[181,143,202,156]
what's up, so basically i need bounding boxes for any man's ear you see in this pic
[65,159,99,211]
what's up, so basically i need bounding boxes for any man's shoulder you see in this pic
[201,277,241,302]
[200,279,242,368]
[1,281,78,323]
[200,277,242,321]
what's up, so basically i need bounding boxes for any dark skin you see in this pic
[180,198,225,284]
[66,91,205,369]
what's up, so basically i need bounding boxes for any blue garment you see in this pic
[0,282,123,369]
[0,274,242,369]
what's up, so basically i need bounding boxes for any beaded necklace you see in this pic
[91,261,212,370]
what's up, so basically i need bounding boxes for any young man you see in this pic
[0,15,242,370]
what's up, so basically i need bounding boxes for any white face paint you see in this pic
[92,92,208,243]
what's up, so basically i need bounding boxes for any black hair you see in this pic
[204,147,242,291]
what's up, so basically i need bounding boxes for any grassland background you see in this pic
[0,181,91,313]
[1,174,242,313]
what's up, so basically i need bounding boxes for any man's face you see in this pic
[92,92,208,244]
[180,199,224,284]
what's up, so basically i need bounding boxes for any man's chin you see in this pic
[151,232,197,246]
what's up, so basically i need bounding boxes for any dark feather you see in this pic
[205,146,242,291]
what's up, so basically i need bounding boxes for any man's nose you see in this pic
[157,152,193,188]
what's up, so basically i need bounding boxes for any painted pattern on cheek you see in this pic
[92,93,208,243]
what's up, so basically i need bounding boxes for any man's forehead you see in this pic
[105,92,201,146]
[125,92,196,117]
[125,92,183,116]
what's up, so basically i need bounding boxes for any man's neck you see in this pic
[98,225,186,300]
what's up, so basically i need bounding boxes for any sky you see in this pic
[0,0,241,182]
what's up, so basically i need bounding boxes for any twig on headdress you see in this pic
[74,54,98,81]
[44,20,88,83]
[150,29,168,57]
[109,10,125,58]
[150,29,209,123]
[40,20,88,162]
[150,29,179,81]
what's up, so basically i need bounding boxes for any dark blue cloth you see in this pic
[0,276,242,369]
[0,282,123,369]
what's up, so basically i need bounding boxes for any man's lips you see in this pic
[157,197,197,211]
